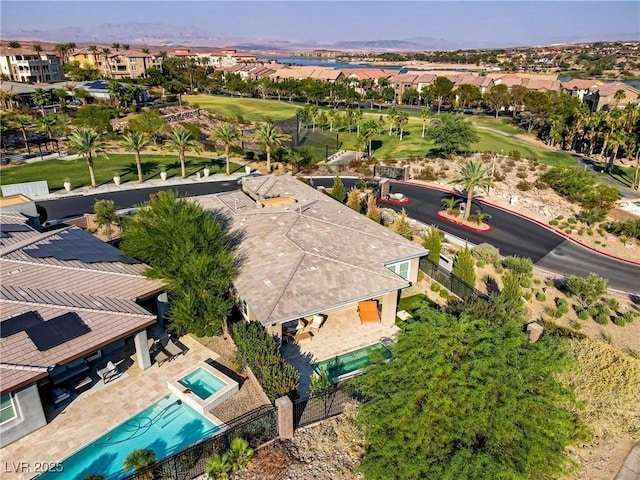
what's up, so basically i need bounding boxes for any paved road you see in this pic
[315,178,640,293]
[38,177,640,293]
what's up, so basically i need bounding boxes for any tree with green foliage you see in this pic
[31,88,49,117]
[500,270,524,317]
[12,116,32,154]
[165,126,201,179]
[123,448,156,475]
[391,208,413,240]
[346,188,362,213]
[451,159,493,221]
[121,191,236,336]
[256,122,286,172]
[453,243,476,287]
[330,175,346,202]
[486,84,511,118]
[565,272,608,308]
[213,123,241,175]
[502,255,534,283]
[127,110,167,146]
[422,225,442,265]
[366,195,380,223]
[31,44,44,83]
[354,302,587,480]
[68,128,108,188]
[431,76,454,113]
[93,199,117,238]
[121,130,149,183]
[73,105,114,133]
[424,113,478,156]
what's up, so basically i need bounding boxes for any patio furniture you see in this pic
[358,300,381,324]
[149,338,171,366]
[163,337,188,360]
[292,331,313,342]
[309,314,325,332]
[97,361,120,383]
[72,375,92,393]
[52,387,71,408]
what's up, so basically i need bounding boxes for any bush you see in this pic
[536,292,547,302]
[232,321,299,401]
[476,260,486,268]
[578,310,590,321]
[439,289,450,298]
[604,297,620,312]
[516,180,532,191]
[613,316,627,326]
[472,243,500,264]
[502,256,533,279]
[594,313,609,325]
[565,273,608,308]
[549,220,559,226]
[606,219,640,240]
[430,282,441,292]
[576,208,608,225]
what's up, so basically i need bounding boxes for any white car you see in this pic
[236,171,264,185]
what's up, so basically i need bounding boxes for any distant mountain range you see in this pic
[1,21,637,52]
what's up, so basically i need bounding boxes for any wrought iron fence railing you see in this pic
[419,257,487,301]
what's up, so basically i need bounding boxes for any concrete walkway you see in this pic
[616,444,640,480]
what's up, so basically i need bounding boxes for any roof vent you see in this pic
[263,279,273,287]
[308,265,319,271]
[8,269,23,275]
[304,224,312,228]
[369,244,379,250]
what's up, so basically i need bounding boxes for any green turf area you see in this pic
[398,293,434,317]
[590,162,636,188]
[472,116,527,135]
[1,154,242,191]
[184,95,301,122]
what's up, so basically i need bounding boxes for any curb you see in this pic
[394,179,640,267]
[436,211,492,232]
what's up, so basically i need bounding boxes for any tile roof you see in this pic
[561,79,604,90]
[0,218,163,394]
[196,176,426,325]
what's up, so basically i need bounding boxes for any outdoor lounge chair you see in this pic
[52,387,72,408]
[149,338,171,366]
[162,337,189,360]
[97,361,120,383]
[358,300,381,324]
[309,314,325,332]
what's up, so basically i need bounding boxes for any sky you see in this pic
[1,1,639,48]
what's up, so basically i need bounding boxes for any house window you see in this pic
[387,261,410,280]
[0,393,17,424]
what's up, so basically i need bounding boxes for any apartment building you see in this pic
[70,48,163,79]
[0,47,64,83]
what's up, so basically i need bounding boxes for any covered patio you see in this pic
[280,303,399,395]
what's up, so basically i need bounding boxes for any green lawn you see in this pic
[184,95,301,122]
[472,116,527,135]
[1,154,242,191]
[398,293,434,318]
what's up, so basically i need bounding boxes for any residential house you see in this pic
[195,176,426,340]
[0,46,64,83]
[560,78,605,101]
[584,82,640,111]
[0,213,164,447]
[70,48,162,79]
[270,66,344,83]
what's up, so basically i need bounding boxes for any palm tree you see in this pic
[123,448,156,478]
[31,88,49,117]
[12,116,32,154]
[441,197,462,215]
[397,111,409,140]
[107,80,122,107]
[37,115,58,140]
[1,88,18,110]
[256,122,286,173]
[121,131,149,183]
[471,210,492,225]
[451,160,494,221]
[166,126,201,178]
[205,454,231,480]
[8,41,21,49]
[68,128,108,188]
[228,437,254,472]
[213,123,241,175]
[420,107,431,138]
[31,44,44,83]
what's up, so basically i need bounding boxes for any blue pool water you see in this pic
[316,343,393,381]
[37,394,219,480]
[179,367,227,400]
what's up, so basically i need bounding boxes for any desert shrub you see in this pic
[604,297,620,312]
[523,290,533,301]
[536,292,547,302]
[509,150,521,161]
[606,219,640,240]
[578,227,585,236]
[576,208,608,226]
[569,320,582,330]
[516,180,532,191]
[594,313,609,325]
[542,166,596,203]
[476,260,486,268]
[556,215,565,221]
[430,282,441,292]
[516,170,528,179]
[493,169,506,181]
[502,255,533,279]
[472,243,500,264]
[567,217,577,224]
[549,220,559,226]
[533,179,548,190]
[555,297,569,315]
[578,310,590,321]
[612,315,627,326]
[563,338,640,439]
[415,166,438,181]
[439,289,449,298]
[565,273,608,308]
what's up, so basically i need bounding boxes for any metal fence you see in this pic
[293,384,367,429]
[419,257,487,301]
[122,404,277,480]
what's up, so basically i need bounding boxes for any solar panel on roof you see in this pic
[1,311,43,338]
[0,223,32,233]
[26,312,91,351]
[0,231,10,238]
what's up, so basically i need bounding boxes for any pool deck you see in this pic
[281,303,399,395]
[0,335,224,480]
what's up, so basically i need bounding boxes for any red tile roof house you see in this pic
[0,213,164,447]
[585,82,640,111]
[195,176,426,342]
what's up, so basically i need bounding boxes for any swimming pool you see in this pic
[316,343,393,381]
[179,367,228,399]
[37,394,220,480]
